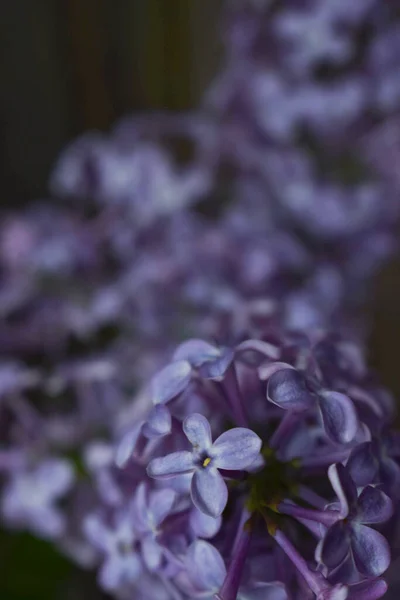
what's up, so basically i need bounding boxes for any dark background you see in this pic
[0,1,222,204]
[0,2,399,598]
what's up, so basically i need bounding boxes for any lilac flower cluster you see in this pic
[0,1,395,361]
[0,0,400,598]
[202,0,400,321]
[86,332,399,599]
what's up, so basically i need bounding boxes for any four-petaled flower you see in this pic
[316,464,393,577]
[266,367,359,444]
[147,413,262,517]
[1,458,74,540]
[83,509,142,592]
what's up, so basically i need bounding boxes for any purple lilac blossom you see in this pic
[147,413,262,517]
[202,0,400,324]
[99,329,400,599]
[315,464,392,577]
[1,457,74,539]
[0,0,399,598]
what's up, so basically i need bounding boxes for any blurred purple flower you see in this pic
[1,458,74,539]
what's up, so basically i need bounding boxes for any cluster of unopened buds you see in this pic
[77,333,398,599]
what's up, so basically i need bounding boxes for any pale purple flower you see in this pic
[147,413,262,516]
[274,4,354,74]
[51,134,209,220]
[83,509,142,592]
[1,458,74,539]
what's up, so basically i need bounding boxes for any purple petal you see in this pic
[198,348,235,380]
[185,540,226,593]
[36,459,74,496]
[280,423,320,460]
[267,368,314,411]
[258,362,294,381]
[173,339,219,367]
[115,421,144,468]
[113,511,135,546]
[189,507,222,539]
[132,482,149,533]
[316,521,351,569]
[235,339,281,364]
[347,578,388,600]
[191,467,228,517]
[99,553,141,591]
[141,535,163,571]
[212,427,262,470]
[316,585,348,600]
[346,442,379,487]
[318,391,359,444]
[99,556,124,591]
[142,405,171,439]
[96,470,123,507]
[83,514,113,552]
[84,441,114,471]
[328,464,358,518]
[328,552,359,586]
[166,472,192,494]
[183,413,212,450]
[351,523,391,577]
[149,488,177,526]
[151,360,191,405]
[356,486,393,524]
[30,507,66,539]
[147,451,195,479]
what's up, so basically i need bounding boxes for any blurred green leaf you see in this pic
[0,528,71,599]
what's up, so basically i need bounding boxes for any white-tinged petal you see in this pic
[183,413,212,450]
[212,428,262,470]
